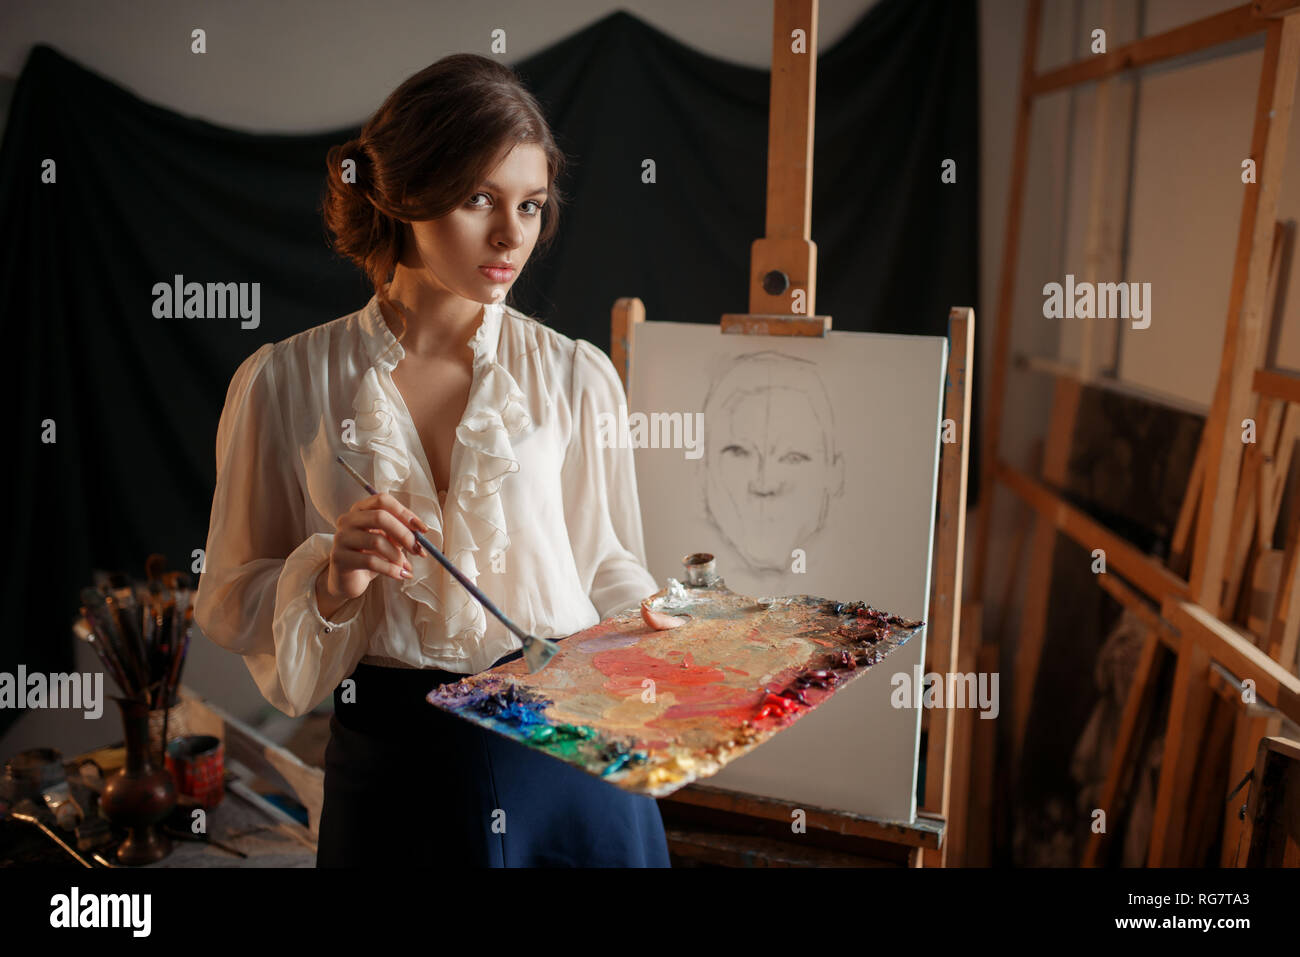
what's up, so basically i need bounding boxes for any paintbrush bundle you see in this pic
[428,581,924,797]
[73,555,195,710]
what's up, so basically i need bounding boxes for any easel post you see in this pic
[721,0,830,338]
[920,307,975,867]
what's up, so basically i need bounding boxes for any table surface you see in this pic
[145,788,316,868]
[2,737,317,868]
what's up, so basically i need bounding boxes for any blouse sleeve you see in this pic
[193,344,368,717]
[561,339,659,619]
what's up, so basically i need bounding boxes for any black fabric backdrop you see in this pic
[0,1,978,735]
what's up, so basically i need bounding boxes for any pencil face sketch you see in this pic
[699,351,845,574]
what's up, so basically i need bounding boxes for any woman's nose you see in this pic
[491,213,525,249]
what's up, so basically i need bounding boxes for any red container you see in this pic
[165,735,224,808]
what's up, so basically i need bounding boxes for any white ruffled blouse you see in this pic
[193,294,658,717]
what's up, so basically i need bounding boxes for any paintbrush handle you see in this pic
[94,599,143,699]
[409,527,530,643]
[77,616,132,694]
[164,609,192,708]
[335,455,534,644]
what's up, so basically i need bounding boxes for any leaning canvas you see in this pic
[627,321,947,821]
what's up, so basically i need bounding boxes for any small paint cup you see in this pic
[681,552,718,587]
[165,735,224,808]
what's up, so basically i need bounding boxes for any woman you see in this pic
[193,54,671,867]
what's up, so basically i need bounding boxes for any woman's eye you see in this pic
[467,193,544,215]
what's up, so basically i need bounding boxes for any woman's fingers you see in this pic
[342,493,429,548]
[337,527,411,577]
[345,508,423,556]
[332,493,431,584]
[334,548,410,582]
[374,492,429,535]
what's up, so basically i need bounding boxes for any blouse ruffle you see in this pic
[344,297,533,665]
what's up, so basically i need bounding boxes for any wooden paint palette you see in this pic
[427,582,923,797]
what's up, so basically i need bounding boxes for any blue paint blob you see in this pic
[462,682,552,731]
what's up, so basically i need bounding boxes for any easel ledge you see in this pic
[660,784,943,868]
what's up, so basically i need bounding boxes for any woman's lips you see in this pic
[479,266,515,282]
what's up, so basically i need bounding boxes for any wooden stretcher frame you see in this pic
[610,0,974,866]
[1235,735,1300,865]
[970,0,1300,868]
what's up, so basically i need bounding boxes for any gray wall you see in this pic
[0,0,875,131]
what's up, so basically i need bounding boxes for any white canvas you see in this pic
[627,320,947,822]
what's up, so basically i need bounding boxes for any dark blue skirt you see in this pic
[316,658,671,867]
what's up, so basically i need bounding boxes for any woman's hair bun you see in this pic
[347,140,370,180]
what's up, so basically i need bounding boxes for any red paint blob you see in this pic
[593,647,764,726]
[594,647,725,697]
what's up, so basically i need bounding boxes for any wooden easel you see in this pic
[971,0,1300,868]
[610,0,975,867]
[1073,218,1294,866]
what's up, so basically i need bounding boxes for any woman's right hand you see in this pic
[316,492,430,620]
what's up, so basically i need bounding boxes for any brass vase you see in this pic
[100,697,175,865]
